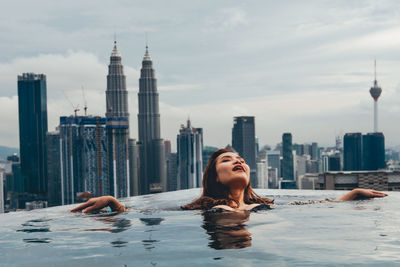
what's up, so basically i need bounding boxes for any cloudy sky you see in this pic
[1,0,400,151]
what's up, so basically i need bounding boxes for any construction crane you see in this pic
[63,91,80,117]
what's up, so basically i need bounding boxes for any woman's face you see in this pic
[215,152,250,188]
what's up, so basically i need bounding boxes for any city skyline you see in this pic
[1,1,400,150]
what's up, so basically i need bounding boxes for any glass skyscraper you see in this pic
[232,116,257,185]
[362,132,385,171]
[17,73,48,197]
[282,133,294,180]
[343,133,362,171]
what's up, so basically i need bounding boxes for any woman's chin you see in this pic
[226,176,249,189]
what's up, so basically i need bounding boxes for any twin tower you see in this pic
[106,41,166,197]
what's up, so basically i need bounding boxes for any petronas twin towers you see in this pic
[105,41,166,197]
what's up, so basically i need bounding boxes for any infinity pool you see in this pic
[0,189,399,266]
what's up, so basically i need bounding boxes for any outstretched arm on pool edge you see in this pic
[334,188,388,201]
[70,196,126,213]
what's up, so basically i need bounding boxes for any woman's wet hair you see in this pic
[182,148,274,210]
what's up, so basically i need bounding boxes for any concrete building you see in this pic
[256,159,268,188]
[137,46,166,194]
[105,41,130,198]
[17,73,48,197]
[317,171,400,191]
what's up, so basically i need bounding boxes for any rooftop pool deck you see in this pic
[1,189,399,266]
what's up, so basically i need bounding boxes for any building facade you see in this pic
[343,133,362,171]
[177,120,203,189]
[137,46,166,194]
[46,131,61,207]
[232,116,257,185]
[282,133,294,180]
[362,132,385,171]
[17,73,48,197]
[105,41,130,198]
[60,116,108,204]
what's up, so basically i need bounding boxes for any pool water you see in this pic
[0,189,399,266]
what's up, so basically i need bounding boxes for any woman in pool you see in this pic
[71,148,388,213]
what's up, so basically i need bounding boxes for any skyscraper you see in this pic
[177,119,203,189]
[369,60,382,132]
[232,116,256,184]
[105,41,130,198]
[46,131,61,207]
[343,133,362,171]
[282,133,294,180]
[362,132,385,170]
[60,116,108,204]
[17,73,48,197]
[137,46,166,194]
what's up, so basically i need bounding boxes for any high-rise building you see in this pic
[311,142,319,160]
[177,119,203,189]
[267,150,281,178]
[137,46,166,194]
[17,73,48,197]
[282,133,294,180]
[46,131,61,207]
[202,146,218,171]
[60,116,108,204]
[343,133,362,171]
[128,139,140,196]
[362,132,385,170]
[232,116,256,184]
[369,61,382,133]
[166,152,178,191]
[105,41,130,198]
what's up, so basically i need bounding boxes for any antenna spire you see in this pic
[374,59,376,81]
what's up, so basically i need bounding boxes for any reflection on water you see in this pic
[23,238,52,244]
[202,211,252,250]
[18,218,51,234]
[84,217,131,233]
[140,217,164,251]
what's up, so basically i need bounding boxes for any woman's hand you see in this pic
[335,188,388,201]
[70,196,126,213]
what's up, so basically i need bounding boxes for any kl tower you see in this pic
[369,60,382,132]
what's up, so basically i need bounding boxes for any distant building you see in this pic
[256,159,268,188]
[282,133,294,180]
[166,152,178,191]
[362,132,385,170]
[328,155,341,171]
[295,154,308,179]
[298,173,319,190]
[177,119,203,189]
[311,142,319,160]
[128,139,140,196]
[17,73,48,197]
[105,41,130,198]
[202,146,218,170]
[46,131,61,207]
[267,150,281,178]
[317,171,400,191]
[137,46,166,194]
[268,167,278,188]
[60,116,108,205]
[232,116,256,184]
[343,133,362,171]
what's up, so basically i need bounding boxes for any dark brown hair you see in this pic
[182,148,274,210]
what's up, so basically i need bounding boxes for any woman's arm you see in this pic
[335,188,388,201]
[70,196,126,213]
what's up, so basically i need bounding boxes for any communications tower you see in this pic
[369,60,382,132]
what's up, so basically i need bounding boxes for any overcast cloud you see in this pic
[1,0,400,150]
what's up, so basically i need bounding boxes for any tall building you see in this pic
[166,152,178,191]
[267,150,281,178]
[177,119,203,189]
[282,133,294,180]
[362,132,385,170]
[46,131,61,207]
[60,116,108,204]
[343,133,362,171]
[128,139,140,196]
[105,41,130,198]
[232,116,256,184]
[17,73,48,197]
[202,146,218,170]
[369,60,382,132]
[137,46,166,194]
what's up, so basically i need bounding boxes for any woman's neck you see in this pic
[228,188,245,208]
